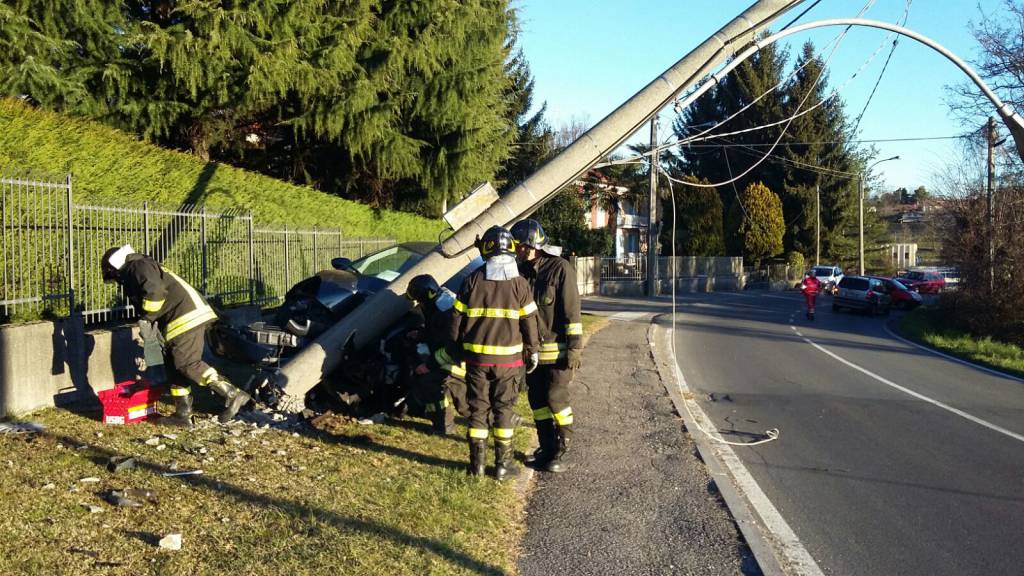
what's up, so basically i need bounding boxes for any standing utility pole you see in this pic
[816,183,821,266]
[987,116,997,293]
[646,117,660,297]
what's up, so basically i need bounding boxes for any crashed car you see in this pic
[211,242,482,415]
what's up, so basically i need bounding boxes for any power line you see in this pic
[851,0,914,135]
[683,135,969,147]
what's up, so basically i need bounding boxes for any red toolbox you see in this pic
[98,380,163,425]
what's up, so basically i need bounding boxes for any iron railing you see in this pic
[1,172,395,324]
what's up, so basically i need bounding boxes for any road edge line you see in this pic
[647,316,824,576]
[883,321,1024,384]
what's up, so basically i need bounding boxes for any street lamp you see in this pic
[860,155,899,275]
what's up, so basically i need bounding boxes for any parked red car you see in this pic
[868,276,923,309]
[895,270,946,294]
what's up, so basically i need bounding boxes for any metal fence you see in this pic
[599,256,646,281]
[1,172,395,324]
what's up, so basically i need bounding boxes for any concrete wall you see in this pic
[0,318,141,418]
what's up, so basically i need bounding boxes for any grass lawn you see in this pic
[899,307,1024,379]
[0,314,608,575]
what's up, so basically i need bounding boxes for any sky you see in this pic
[514,0,1007,195]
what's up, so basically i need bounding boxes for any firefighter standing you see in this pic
[450,226,539,479]
[404,274,469,435]
[510,219,582,473]
[800,271,821,321]
[101,244,251,426]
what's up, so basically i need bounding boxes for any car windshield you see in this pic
[813,267,834,276]
[902,271,925,280]
[350,246,423,281]
[888,279,908,290]
[840,277,869,291]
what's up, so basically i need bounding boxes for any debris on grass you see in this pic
[106,456,137,473]
[79,477,100,484]
[0,421,46,434]
[158,533,182,551]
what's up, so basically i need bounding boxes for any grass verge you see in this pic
[0,317,606,575]
[899,307,1024,379]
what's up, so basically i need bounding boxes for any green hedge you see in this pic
[0,99,446,242]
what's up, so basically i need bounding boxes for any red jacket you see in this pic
[800,276,821,295]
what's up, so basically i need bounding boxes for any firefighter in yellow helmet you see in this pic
[449,226,539,479]
[102,244,251,427]
[510,219,582,473]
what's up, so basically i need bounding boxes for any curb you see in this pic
[647,315,814,576]
[884,319,1024,384]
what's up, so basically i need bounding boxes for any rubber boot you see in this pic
[494,440,518,481]
[207,377,252,423]
[468,439,487,476]
[162,394,193,428]
[524,418,556,468]
[545,424,572,473]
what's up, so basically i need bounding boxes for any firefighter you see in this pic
[800,271,821,320]
[101,244,251,427]
[510,219,582,473]
[449,226,539,479]
[404,274,469,435]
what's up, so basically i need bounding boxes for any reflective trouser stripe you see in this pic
[468,427,489,439]
[553,406,574,426]
[532,407,553,421]
[142,298,165,312]
[425,397,450,413]
[198,367,218,387]
[170,386,191,397]
[565,322,583,335]
[463,342,523,355]
[493,427,514,440]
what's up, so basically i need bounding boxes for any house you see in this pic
[581,181,649,259]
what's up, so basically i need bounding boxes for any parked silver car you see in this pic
[832,275,891,315]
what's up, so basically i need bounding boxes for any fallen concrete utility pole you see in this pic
[273,0,805,403]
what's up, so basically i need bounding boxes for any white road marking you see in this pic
[882,323,1024,384]
[608,311,649,322]
[801,334,1024,443]
[668,326,825,576]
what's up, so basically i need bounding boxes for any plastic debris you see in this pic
[162,433,178,440]
[357,413,386,426]
[155,444,167,451]
[106,491,143,508]
[107,456,137,473]
[144,437,161,446]
[41,483,56,490]
[79,477,101,483]
[81,503,103,514]
[158,533,182,551]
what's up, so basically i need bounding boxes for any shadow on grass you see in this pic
[41,428,506,576]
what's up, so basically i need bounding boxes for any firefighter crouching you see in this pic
[450,226,540,479]
[404,274,469,435]
[101,244,251,427]
[511,219,582,473]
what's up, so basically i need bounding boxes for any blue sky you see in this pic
[514,0,1006,194]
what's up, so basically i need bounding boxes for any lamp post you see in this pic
[859,155,899,275]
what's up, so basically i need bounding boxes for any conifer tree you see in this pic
[726,181,784,265]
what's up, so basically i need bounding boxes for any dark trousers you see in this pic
[164,324,215,390]
[465,365,522,436]
[527,363,574,418]
[408,371,468,417]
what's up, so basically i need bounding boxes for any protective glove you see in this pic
[525,352,539,374]
[567,348,583,371]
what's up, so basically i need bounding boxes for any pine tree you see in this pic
[660,176,725,256]
[495,41,555,194]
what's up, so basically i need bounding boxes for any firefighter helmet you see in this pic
[510,219,547,249]
[101,244,135,283]
[405,274,441,303]
[476,225,516,259]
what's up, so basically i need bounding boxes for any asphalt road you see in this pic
[666,291,1024,576]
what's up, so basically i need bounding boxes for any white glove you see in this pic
[525,352,539,374]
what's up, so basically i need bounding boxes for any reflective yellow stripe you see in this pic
[434,348,467,378]
[142,298,165,312]
[454,299,467,312]
[493,427,514,439]
[565,322,583,335]
[468,428,489,439]
[170,386,191,397]
[163,270,217,341]
[199,367,218,387]
[521,301,538,316]
[462,342,523,355]
[540,342,566,351]
[553,406,574,426]
[532,407,553,421]
[463,307,523,319]
[450,363,467,378]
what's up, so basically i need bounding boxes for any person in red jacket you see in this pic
[800,272,821,320]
